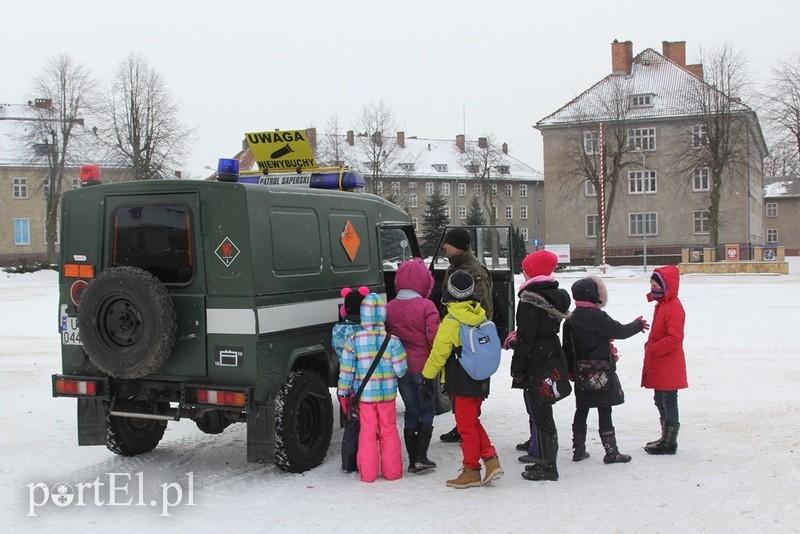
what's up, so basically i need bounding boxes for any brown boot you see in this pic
[445,467,482,489]
[482,456,504,485]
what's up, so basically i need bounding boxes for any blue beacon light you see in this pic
[217,158,240,182]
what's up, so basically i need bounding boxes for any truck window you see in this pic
[379,227,414,271]
[112,204,194,284]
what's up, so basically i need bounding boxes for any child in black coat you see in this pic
[563,276,648,464]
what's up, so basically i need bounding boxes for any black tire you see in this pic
[78,266,177,379]
[106,401,167,456]
[274,370,333,473]
[195,410,232,435]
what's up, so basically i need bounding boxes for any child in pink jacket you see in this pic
[386,258,441,473]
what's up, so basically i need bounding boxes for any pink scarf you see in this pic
[574,300,600,309]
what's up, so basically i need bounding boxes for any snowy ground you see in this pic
[2,261,799,533]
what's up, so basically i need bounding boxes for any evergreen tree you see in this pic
[466,195,486,225]
[421,190,450,258]
[510,224,527,274]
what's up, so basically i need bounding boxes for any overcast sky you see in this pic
[2,0,798,178]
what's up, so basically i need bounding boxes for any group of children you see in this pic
[333,249,688,487]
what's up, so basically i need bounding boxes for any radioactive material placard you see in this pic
[245,130,316,173]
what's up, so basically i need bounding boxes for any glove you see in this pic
[338,396,351,417]
[419,378,435,404]
[637,315,650,331]
[502,330,518,350]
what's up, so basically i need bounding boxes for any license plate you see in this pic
[62,316,82,346]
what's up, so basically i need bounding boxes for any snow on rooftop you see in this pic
[764,177,800,198]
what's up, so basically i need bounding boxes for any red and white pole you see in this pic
[599,123,607,268]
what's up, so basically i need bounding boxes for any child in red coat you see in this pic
[642,265,688,455]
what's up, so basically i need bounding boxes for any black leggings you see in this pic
[573,406,613,431]
[531,402,556,435]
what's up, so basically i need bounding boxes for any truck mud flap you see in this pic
[247,401,275,463]
[77,398,107,446]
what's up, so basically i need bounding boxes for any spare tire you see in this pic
[78,266,177,378]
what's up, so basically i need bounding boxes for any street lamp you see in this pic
[635,147,648,272]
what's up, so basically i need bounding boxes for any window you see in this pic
[441,183,451,196]
[505,206,513,220]
[583,131,599,155]
[519,184,528,198]
[409,193,418,208]
[457,182,466,197]
[630,94,654,108]
[458,206,467,220]
[391,181,400,196]
[473,182,482,194]
[432,164,448,172]
[443,206,450,219]
[627,127,656,151]
[767,229,778,243]
[628,170,657,194]
[692,167,710,192]
[399,162,415,172]
[72,179,80,190]
[13,177,28,199]
[496,165,510,174]
[376,181,384,195]
[520,228,529,242]
[629,212,658,236]
[112,204,194,284]
[766,202,778,218]
[585,214,598,238]
[520,205,528,220]
[408,181,417,189]
[14,218,30,245]
[584,180,597,197]
[425,182,434,196]
[491,184,498,197]
[464,163,479,174]
[379,227,414,266]
[505,184,513,196]
[691,124,708,148]
[692,210,710,234]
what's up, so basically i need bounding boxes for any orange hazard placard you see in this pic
[340,220,361,262]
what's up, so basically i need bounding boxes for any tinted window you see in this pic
[113,204,193,284]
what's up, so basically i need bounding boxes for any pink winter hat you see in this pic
[522,250,558,278]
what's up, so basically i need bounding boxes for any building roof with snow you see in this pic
[764,177,800,198]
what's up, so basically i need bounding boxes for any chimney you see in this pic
[397,131,405,148]
[478,137,488,149]
[372,131,382,146]
[662,41,686,67]
[611,39,633,74]
[686,64,704,80]
[501,142,508,154]
[346,130,354,146]
[305,127,317,154]
[456,134,465,152]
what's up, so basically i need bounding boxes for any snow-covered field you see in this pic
[2,261,799,533]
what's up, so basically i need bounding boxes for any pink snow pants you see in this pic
[357,400,403,482]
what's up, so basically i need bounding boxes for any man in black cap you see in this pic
[439,228,494,443]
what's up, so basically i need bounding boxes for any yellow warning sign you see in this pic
[340,220,361,263]
[245,129,316,173]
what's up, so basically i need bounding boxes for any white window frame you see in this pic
[14,218,31,245]
[628,212,658,236]
[391,181,400,196]
[399,162,415,172]
[457,182,466,197]
[520,205,528,220]
[376,181,384,195]
[432,164,448,173]
[630,94,654,108]
[766,229,778,243]
[13,177,28,199]
[408,181,417,189]
[521,228,529,242]
[505,205,513,220]
[458,205,467,220]
[583,131,599,155]
[505,184,513,196]
[692,167,710,192]
[766,202,778,218]
[496,165,510,175]
[441,183,451,197]
[627,127,656,151]
[473,182,482,194]
[584,180,597,197]
[409,193,418,208]
[628,170,657,194]
[519,184,528,198]
[692,210,710,234]
[425,182,434,196]
[491,183,498,197]
[691,124,708,148]
[585,214,599,238]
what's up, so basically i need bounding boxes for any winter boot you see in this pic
[522,430,559,481]
[404,428,419,473]
[645,423,679,455]
[645,418,666,448]
[482,456,504,485]
[446,467,482,489]
[600,427,631,464]
[413,424,437,472]
[572,424,590,462]
[515,439,531,452]
[440,426,461,443]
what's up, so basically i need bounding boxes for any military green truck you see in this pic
[52,165,515,472]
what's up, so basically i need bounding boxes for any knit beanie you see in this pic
[442,270,475,303]
[444,228,471,251]
[522,250,558,278]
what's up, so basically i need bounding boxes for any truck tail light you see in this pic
[63,263,94,279]
[195,389,247,407]
[70,279,89,305]
[54,377,98,396]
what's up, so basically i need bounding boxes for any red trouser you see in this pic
[454,395,497,470]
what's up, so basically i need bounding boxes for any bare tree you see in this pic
[354,100,402,193]
[462,135,505,225]
[763,55,800,175]
[680,44,752,248]
[25,55,95,263]
[101,54,190,180]
[764,135,799,177]
[316,114,349,167]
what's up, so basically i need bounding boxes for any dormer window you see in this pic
[432,164,448,172]
[399,162,415,171]
[495,165,510,174]
[464,164,479,173]
[630,94,654,108]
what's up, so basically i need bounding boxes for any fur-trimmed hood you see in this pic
[571,276,609,307]
[519,290,568,320]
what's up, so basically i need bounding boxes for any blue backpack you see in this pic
[456,320,502,380]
